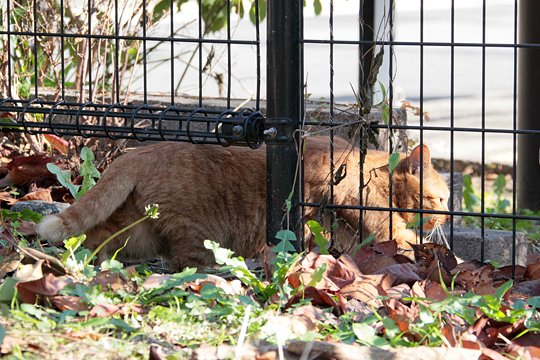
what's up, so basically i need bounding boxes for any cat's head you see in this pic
[396,144,450,230]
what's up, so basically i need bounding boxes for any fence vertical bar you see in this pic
[517,0,540,211]
[266,0,302,250]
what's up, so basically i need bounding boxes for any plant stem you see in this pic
[84,214,150,267]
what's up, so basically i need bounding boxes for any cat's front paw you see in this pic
[394,230,419,250]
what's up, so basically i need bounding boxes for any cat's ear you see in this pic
[408,144,431,175]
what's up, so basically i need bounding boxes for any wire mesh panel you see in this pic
[298,0,540,269]
[0,0,264,146]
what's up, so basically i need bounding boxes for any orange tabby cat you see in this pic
[37,136,449,270]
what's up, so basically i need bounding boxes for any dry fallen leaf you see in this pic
[512,279,540,297]
[340,274,392,308]
[13,259,44,282]
[386,298,419,333]
[16,273,72,304]
[7,154,58,188]
[0,252,22,278]
[386,283,411,300]
[141,274,172,290]
[455,265,497,295]
[17,189,53,203]
[189,274,245,296]
[0,335,25,355]
[43,134,69,155]
[89,303,120,318]
[91,270,135,292]
[50,295,88,312]
[352,240,398,266]
[525,261,540,280]
[372,263,421,286]
[285,286,339,311]
[291,304,339,327]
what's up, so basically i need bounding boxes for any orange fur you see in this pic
[37,136,449,270]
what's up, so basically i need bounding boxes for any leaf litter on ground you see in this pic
[0,145,539,359]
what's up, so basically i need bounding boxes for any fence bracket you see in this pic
[263,117,294,143]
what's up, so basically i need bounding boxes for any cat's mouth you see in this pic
[425,222,450,248]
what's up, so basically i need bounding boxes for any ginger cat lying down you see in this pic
[37,136,450,270]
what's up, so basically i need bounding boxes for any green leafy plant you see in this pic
[462,174,540,246]
[204,239,301,304]
[46,147,100,200]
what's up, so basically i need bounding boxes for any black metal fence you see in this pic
[1,0,539,268]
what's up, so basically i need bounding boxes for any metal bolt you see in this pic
[263,127,278,138]
[232,125,244,138]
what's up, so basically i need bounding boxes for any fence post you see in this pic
[266,0,303,249]
[518,0,540,210]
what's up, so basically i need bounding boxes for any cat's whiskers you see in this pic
[423,221,450,249]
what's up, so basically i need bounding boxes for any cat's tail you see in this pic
[37,156,136,244]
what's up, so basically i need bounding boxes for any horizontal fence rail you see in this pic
[0,99,266,147]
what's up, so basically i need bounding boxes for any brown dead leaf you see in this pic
[286,286,339,311]
[0,335,24,355]
[425,280,450,302]
[0,191,15,203]
[413,242,458,273]
[288,271,340,292]
[7,154,58,188]
[20,247,66,276]
[461,332,482,350]
[471,317,525,349]
[340,274,392,308]
[341,299,374,320]
[507,332,540,360]
[149,344,165,360]
[356,254,398,275]
[527,253,540,265]
[64,330,102,341]
[352,240,398,267]
[495,265,526,282]
[16,273,72,303]
[50,295,88,312]
[300,252,357,288]
[512,279,540,297]
[386,298,419,333]
[525,261,540,280]
[0,227,19,248]
[141,274,172,290]
[411,280,427,299]
[89,303,120,317]
[337,254,363,277]
[17,189,53,203]
[288,252,359,292]
[91,270,135,292]
[455,259,483,272]
[291,304,339,327]
[373,240,399,256]
[441,314,459,347]
[386,283,411,300]
[455,264,497,295]
[43,134,69,155]
[13,259,44,282]
[0,252,22,278]
[372,263,421,286]
[190,274,244,296]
